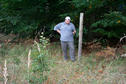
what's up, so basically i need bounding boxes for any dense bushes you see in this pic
[92,11,126,38]
[0,0,126,42]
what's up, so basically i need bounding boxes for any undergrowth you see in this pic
[0,41,126,84]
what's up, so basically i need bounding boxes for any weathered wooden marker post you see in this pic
[78,13,84,61]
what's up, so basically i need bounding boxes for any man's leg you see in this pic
[68,41,75,61]
[61,41,68,60]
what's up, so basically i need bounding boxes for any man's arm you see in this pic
[72,23,76,35]
[56,29,61,34]
[54,23,62,34]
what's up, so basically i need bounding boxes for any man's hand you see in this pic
[73,30,76,35]
[57,30,61,34]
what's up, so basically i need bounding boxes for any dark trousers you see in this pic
[61,41,75,61]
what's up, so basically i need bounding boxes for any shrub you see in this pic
[28,32,49,84]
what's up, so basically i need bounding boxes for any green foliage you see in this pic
[0,0,126,41]
[71,0,126,40]
[0,0,47,37]
[92,11,126,38]
[92,11,126,27]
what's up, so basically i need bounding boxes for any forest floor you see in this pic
[0,40,126,84]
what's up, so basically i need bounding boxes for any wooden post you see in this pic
[78,13,84,61]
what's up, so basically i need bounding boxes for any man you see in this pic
[54,16,76,62]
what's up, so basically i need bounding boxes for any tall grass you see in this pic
[0,42,126,84]
[0,43,30,83]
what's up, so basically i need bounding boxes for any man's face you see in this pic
[65,19,70,24]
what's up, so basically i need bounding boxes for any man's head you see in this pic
[65,16,71,24]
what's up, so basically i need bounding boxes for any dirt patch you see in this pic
[82,42,102,54]
[0,33,16,43]
[82,41,126,61]
[95,46,116,61]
